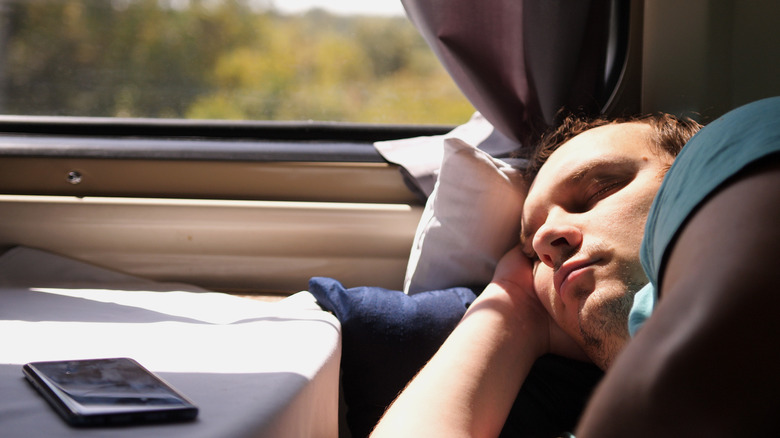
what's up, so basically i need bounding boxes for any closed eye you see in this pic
[561,159,638,213]
[588,180,622,203]
[583,177,629,209]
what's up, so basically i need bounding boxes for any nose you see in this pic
[532,218,582,269]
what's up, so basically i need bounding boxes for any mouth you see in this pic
[554,259,598,299]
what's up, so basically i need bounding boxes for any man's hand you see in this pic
[373,246,589,438]
[490,245,589,362]
[492,244,536,292]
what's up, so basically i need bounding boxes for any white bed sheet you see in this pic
[0,247,341,438]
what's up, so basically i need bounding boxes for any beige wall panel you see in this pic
[0,195,423,293]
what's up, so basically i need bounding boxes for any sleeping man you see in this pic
[371,96,780,437]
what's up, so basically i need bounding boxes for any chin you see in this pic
[582,332,629,370]
[576,285,635,369]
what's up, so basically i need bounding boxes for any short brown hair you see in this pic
[523,113,703,183]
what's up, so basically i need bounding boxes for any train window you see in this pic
[0,0,474,124]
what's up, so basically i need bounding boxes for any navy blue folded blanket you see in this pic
[308,277,603,438]
[309,277,476,436]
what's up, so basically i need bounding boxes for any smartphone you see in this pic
[23,357,198,426]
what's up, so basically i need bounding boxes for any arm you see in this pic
[371,247,574,438]
[576,160,780,436]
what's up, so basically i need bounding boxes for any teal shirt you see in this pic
[628,283,654,337]
[628,96,780,335]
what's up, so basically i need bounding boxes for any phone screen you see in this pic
[23,358,198,426]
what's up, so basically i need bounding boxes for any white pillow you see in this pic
[374,112,521,198]
[403,135,528,294]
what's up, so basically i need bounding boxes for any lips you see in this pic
[554,259,598,298]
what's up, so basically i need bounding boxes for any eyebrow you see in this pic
[564,157,623,186]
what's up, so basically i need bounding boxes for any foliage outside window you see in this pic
[0,0,475,124]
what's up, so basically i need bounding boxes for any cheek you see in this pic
[602,189,658,248]
[534,265,584,342]
[603,207,646,247]
[627,177,664,223]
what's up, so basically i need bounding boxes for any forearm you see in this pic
[371,283,546,438]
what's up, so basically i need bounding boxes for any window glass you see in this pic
[0,0,474,124]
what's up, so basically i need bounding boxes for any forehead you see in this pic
[528,122,655,196]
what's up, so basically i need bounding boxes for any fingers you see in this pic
[492,245,534,289]
[494,245,591,362]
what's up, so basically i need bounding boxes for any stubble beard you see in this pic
[576,277,644,370]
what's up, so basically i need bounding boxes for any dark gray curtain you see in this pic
[402,0,629,145]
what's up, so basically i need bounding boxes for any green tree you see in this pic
[4,0,260,117]
[188,10,473,124]
[3,1,474,124]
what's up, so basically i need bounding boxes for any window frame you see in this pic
[0,117,448,293]
[0,116,452,202]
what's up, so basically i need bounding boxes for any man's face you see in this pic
[520,122,672,369]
